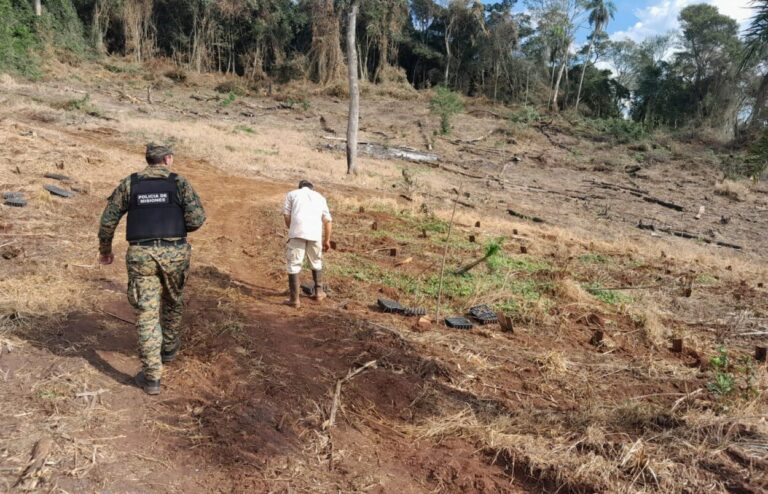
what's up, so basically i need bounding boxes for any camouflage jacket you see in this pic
[98,166,206,255]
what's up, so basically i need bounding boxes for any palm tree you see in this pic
[574,0,615,112]
[742,0,768,130]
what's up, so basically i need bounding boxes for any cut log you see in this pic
[637,221,742,250]
[321,136,438,163]
[631,193,684,212]
[585,180,649,195]
[508,209,545,223]
[467,109,505,119]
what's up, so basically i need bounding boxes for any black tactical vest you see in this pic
[125,173,187,241]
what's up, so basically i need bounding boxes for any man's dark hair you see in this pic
[145,143,173,165]
[298,180,314,190]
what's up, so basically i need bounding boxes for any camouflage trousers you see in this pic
[126,243,191,381]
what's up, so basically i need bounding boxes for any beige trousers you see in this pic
[286,238,322,274]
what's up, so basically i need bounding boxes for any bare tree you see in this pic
[346,0,360,174]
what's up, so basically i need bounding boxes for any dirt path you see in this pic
[1,145,534,493]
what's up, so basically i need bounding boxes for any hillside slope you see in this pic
[1,64,767,493]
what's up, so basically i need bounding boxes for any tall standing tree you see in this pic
[34,0,41,16]
[742,0,768,130]
[346,0,360,174]
[309,0,345,84]
[676,4,742,132]
[574,0,615,111]
[527,0,585,112]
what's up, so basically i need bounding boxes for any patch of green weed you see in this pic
[508,106,540,124]
[487,254,551,273]
[708,347,734,395]
[37,389,60,400]
[235,125,255,134]
[696,273,717,285]
[62,93,103,117]
[585,283,632,305]
[579,253,608,264]
[220,91,236,107]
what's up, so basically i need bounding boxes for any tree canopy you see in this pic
[1,0,766,140]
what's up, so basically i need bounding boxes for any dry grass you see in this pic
[633,303,669,348]
[0,271,93,317]
[715,179,750,202]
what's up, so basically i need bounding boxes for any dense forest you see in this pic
[1,0,767,145]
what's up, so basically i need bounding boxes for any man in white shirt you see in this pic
[282,180,333,308]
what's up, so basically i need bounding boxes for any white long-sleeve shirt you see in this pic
[283,187,332,242]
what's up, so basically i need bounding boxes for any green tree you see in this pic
[675,4,742,132]
[429,85,463,133]
[574,0,615,111]
[526,0,585,111]
[742,0,768,130]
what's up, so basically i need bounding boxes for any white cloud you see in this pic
[611,0,754,43]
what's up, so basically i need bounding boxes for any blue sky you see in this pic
[607,0,753,42]
[513,0,755,43]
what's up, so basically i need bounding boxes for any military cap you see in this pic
[146,143,173,163]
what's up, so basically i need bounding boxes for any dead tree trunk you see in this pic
[575,38,593,112]
[552,60,565,112]
[749,73,768,132]
[34,0,41,16]
[346,0,360,175]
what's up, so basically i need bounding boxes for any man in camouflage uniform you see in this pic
[98,144,206,395]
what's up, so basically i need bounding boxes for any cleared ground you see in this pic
[1,61,767,493]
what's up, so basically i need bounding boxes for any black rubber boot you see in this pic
[284,273,300,308]
[312,270,327,300]
[161,339,180,364]
[135,371,161,395]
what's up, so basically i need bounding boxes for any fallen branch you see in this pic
[507,208,545,223]
[321,136,438,163]
[467,108,505,119]
[591,284,665,291]
[534,123,571,152]
[631,193,684,212]
[0,233,56,237]
[734,331,768,337]
[117,90,140,104]
[637,222,742,250]
[671,388,704,412]
[99,310,133,325]
[15,438,53,489]
[508,389,558,405]
[585,180,649,195]
[75,389,108,398]
[322,360,378,430]
[443,132,492,145]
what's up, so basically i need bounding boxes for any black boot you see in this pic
[161,339,181,364]
[135,371,161,395]
[283,273,300,308]
[312,270,327,300]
